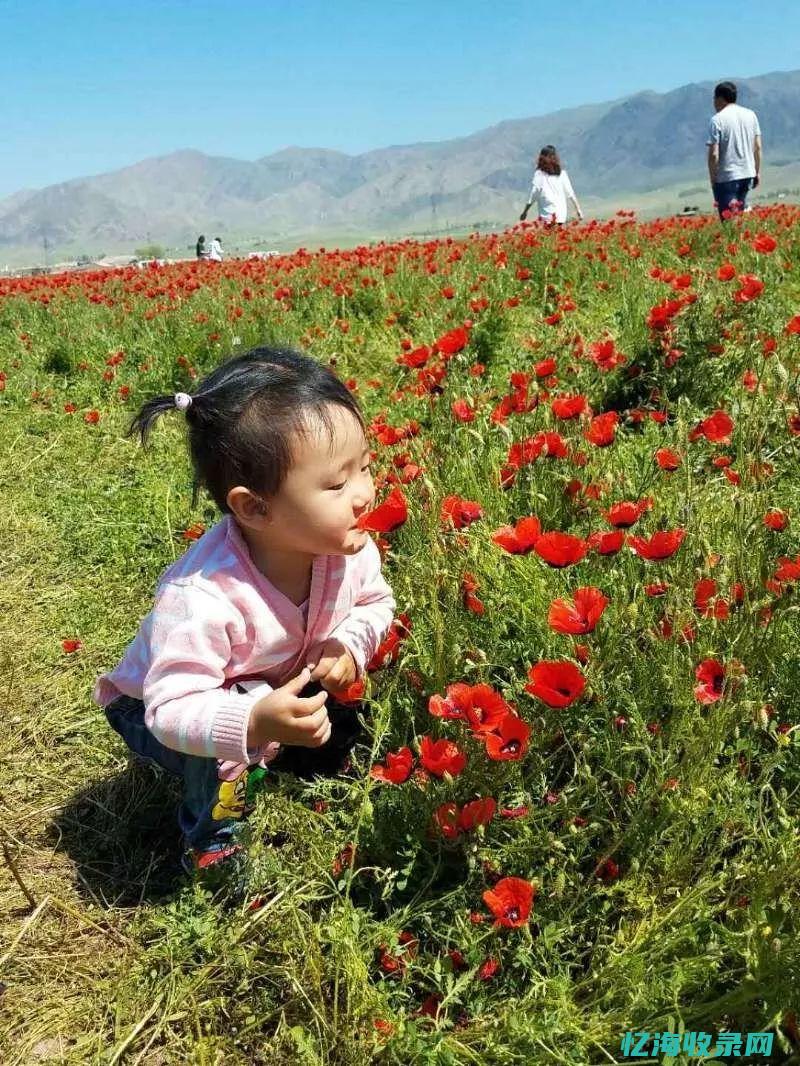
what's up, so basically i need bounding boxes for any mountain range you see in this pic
[2,69,800,264]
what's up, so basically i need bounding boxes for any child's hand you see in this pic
[248,666,331,749]
[306,637,359,695]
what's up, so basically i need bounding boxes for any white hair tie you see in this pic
[174,392,193,412]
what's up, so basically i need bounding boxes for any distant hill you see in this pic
[2,69,800,264]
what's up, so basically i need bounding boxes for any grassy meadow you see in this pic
[1,207,800,1064]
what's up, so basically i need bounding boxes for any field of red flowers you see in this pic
[2,205,800,1063]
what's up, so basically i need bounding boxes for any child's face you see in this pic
[264,404,376,556]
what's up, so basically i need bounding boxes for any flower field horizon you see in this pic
[2,206,800,1064]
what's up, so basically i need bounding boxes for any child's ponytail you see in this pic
[127,392,193,447]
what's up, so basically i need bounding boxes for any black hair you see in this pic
[198,234,205,241]
[714,81,737,103]
[537,145,561,176]
[127,345,368,513]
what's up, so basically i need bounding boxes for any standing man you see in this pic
[706,81,762,219]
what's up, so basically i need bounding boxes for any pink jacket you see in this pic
[94,514,396,770]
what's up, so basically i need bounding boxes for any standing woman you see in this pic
[520,145,583,224]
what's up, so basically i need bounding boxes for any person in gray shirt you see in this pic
[706,80,762,219]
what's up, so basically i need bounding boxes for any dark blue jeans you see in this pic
[104,685,363,851]
[713,177,754,219]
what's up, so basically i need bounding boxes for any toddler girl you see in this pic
[94,344,396,886]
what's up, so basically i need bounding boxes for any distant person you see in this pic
[519,145,584,225]
[706,81,762,219]
[208,236,224,262]
[196,235,208,259]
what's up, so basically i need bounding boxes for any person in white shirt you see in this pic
[208,236,224,262]
[706,81,762,220]
[520,145,583,225]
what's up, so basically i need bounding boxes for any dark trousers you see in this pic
[104,681,363,851]
[713,177,754,219]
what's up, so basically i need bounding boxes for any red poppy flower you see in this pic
[588,529,625,555]
[742,369,758,392]
[428,683,471,720]
[775,555,800,582]
[755,235,780,253]
[491,516,542,554]
[537,431,569,458]
[605,499,652,528]
[689,409,734,444]
[448,948,468,972]
[655,448,681,471]
[463,575,486,614]
[785,314,800,336]
[482,876,535,928]
[525,660,586,707]
[440,495,483,530]
[464,685,513,734]
[416,994,443,1018]
[433,802,461,839]
[647,297,686,331]
[451,398,476,422]
[716,262,736,281]
[547,587,609,634]
[355,487,408,533]
[645,582,669,596]
[595,858,620,883]
[434,326,470,356]
[483,714,531,760]
[693,578,718,614]
[534,531,588,567]
[398,345,431,368]
[534,357,557,377]
[419,736,467,777]
[551,394,587,419]
[183,522,205,541]
[332,843,355,877]
[459,797,497,831]
[584,411,619,447]
[370,747,413,784]
[588,339,626,371]
[694,659,725,703]
[507,437,545,468]
[499,805,530,819]
[477,957,502,979]
[733,274,764,303]
[764,510,788,531]
[629,529,686,560]
[61,638,82,653]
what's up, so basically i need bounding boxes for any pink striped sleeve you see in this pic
[141,581,272,763]
[329,538,396,675]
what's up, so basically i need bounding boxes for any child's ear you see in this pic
[227,485,268,523]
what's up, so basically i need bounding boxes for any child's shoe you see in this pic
[181,836,250,896]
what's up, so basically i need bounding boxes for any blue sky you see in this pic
[3,0,799,198]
